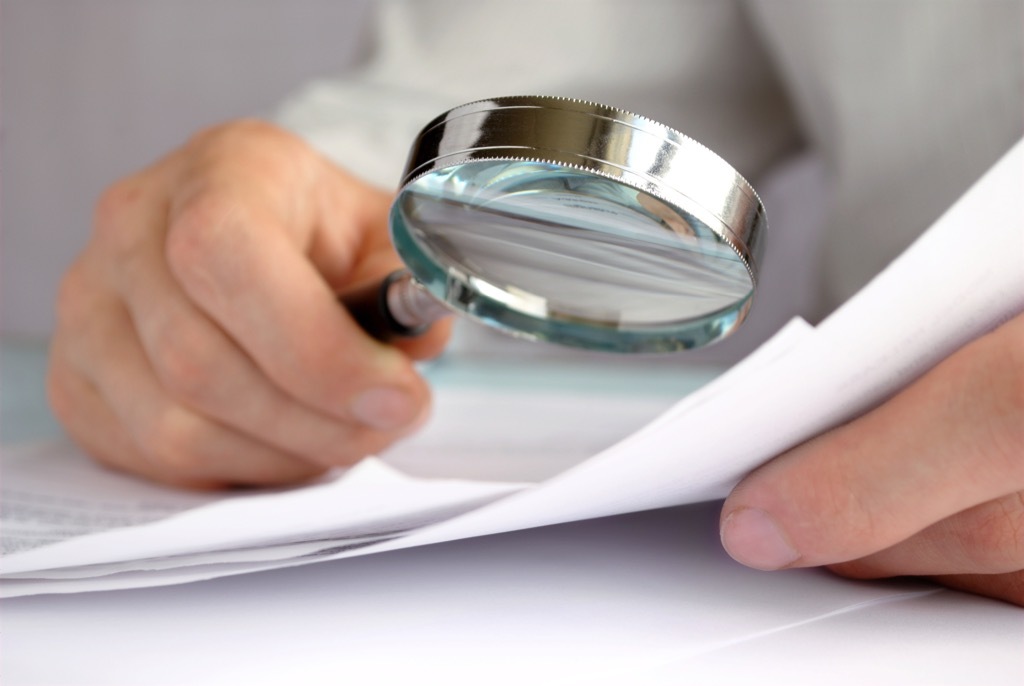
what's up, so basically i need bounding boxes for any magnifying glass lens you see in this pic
[391,160,754,352]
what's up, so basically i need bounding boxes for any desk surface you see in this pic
[2,340,1021,686]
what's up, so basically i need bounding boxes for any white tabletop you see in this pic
[2,340,1021,686]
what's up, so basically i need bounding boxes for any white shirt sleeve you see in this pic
[746,0,1023,310]
[273,0,1022,358]
[272,0,810,360]
[273,0,800,190]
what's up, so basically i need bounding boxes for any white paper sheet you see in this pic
[0,447,524,575]
[1,441,223,556]
[328,136,1024,553]
[0,329,794,595]
[2,138,1021,598]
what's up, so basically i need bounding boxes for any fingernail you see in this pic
[350,388,420,431]
[720,507,800,571]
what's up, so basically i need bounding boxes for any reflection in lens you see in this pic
[391,160,755,351]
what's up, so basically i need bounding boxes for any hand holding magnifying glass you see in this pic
[343,96,766,353]
[47,97,766,489]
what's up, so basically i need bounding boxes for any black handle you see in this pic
[341,272,427,342]
[342,270,454,342]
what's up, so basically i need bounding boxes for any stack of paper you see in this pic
[2,140,1021,598]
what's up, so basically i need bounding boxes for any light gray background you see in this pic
[1,0,370,337]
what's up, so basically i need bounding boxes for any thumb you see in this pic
[719,315,1024,571]
[314,165,454,361]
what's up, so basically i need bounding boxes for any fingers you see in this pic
[829,497,1024,606]
[163,129,432,434]
[52,258,327,487]
[66,307,323,489]
[721,314,1024,574]
[827,491,1024,577]
[48,356,226,491]
[307,159,454,361]
[126,281,411,471]
[50,120,450,487]
[48,338,164,484]
[99,176,413,468]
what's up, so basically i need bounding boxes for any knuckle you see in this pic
[149,322,219,408]
[186,119,309,163]
[92,179,146,255]
[188,119,322,195]
[167,192,235,261]
[54,261,89,327]
[165,192,239,299]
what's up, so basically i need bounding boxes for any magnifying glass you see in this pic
[343,96,766,353]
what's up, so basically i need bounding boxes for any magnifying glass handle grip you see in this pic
[341,270,449,342]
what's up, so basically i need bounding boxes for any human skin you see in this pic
[49,121,1022,605]
[48,120,451,489]
[721,313,1024,606]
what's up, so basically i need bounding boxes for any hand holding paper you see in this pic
[723,313,1024,605]
[722,142,1024,605]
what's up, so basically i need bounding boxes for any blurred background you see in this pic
[1,0,371,337]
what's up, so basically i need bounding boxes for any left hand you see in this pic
[720,312,1024,606]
